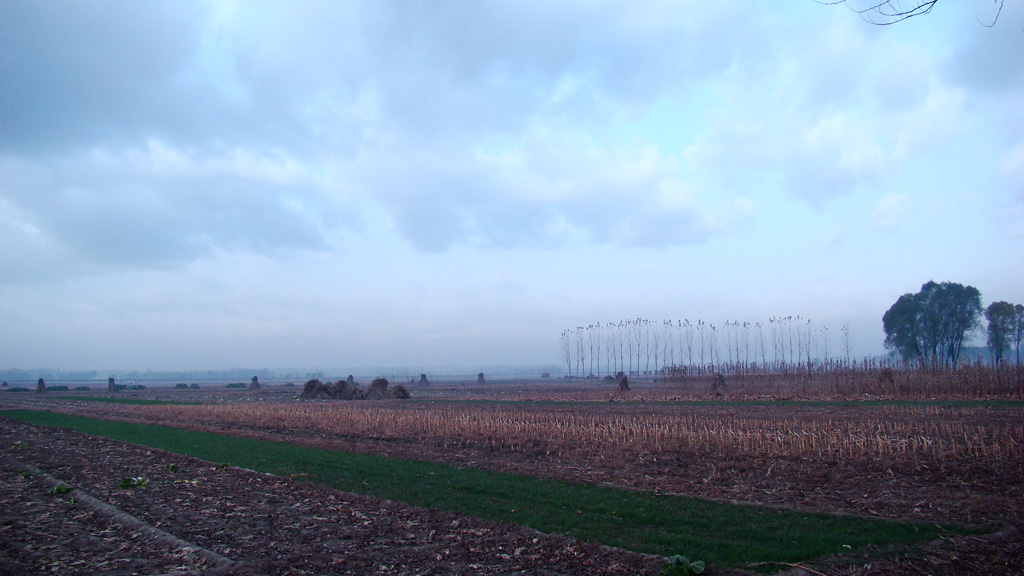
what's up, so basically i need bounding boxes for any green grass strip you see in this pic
[2,409,954,568]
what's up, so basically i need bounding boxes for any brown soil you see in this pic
[27,393,1021,530]
[1,418,668,576]
[2,386,1023,575]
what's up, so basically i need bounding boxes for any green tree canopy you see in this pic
[1014,304,1024,366]
[882,281,982,366]
[985,301,1016,365]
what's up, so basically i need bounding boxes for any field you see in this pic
[2,368,1023,574]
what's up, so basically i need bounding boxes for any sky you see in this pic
[2,0,1022,373]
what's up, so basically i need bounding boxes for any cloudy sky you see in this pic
[2,0,1022,372]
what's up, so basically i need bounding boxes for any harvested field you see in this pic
[14,391,1022,527]
[3,373,1024,574]
[1,418,666,576]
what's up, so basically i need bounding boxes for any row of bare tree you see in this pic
[559,317,854,379]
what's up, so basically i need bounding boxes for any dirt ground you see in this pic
[2,386,1023,575]
[1,418,668,576]
[22,390,1022,529]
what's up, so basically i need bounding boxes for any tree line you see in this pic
[883,281,1024,367]
[560,280,1023,380]
[559,316,854,379]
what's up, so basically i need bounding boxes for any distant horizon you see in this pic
[4,346,1009,383]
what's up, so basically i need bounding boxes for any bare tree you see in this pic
[614,317,622,373]
[663,320,674,371]
[724,321,735,369]
[634,318,645,376]
[756,322,767,369]
[788,316,798,368]
[821,325,831,366]
[697,320,707,374]
[586,324,596,377]
[709,323,719,373]
[651,322,660,376]
[819,1,1006,26]
[770,317,783,368]
[575,327,586,379]
[742,322,751,373]
[683,320,695,370]
[643,315,651,375]
[732,321,742,372]
[605,322,616,375]
[561,330,574,379]
[841,322,853,366]
[803,318,813,372]
[626,320,636,376]
[561,315,860,379]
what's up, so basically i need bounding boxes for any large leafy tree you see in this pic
[882,281,982,365]
[985,301,1016,365]
[882,293,925,362]
[1014,304,1024,366]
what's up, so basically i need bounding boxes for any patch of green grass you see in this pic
[662,555,706,575]
[50,396,198,406]
[1,409,959,568]
[119,476,149,489]
[48,483,71,495]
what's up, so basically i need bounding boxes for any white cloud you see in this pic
[943,0,1024,94]
[872,193,910,230]
[1002,141,1024,187]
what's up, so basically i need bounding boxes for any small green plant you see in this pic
[48,484,71,495]
[164,463,179,473]
[19,469,34,479]
[12,440,26,450]
[663,555,705,576]
[120,476,149,489]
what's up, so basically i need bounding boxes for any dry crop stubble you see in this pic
[117,401,1024,465]
[14,395,1024,528]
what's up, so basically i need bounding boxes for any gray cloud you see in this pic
[3,0,1019,283]
[0,1,207,152]
[3,0,751,267]
[0,143,352,281]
